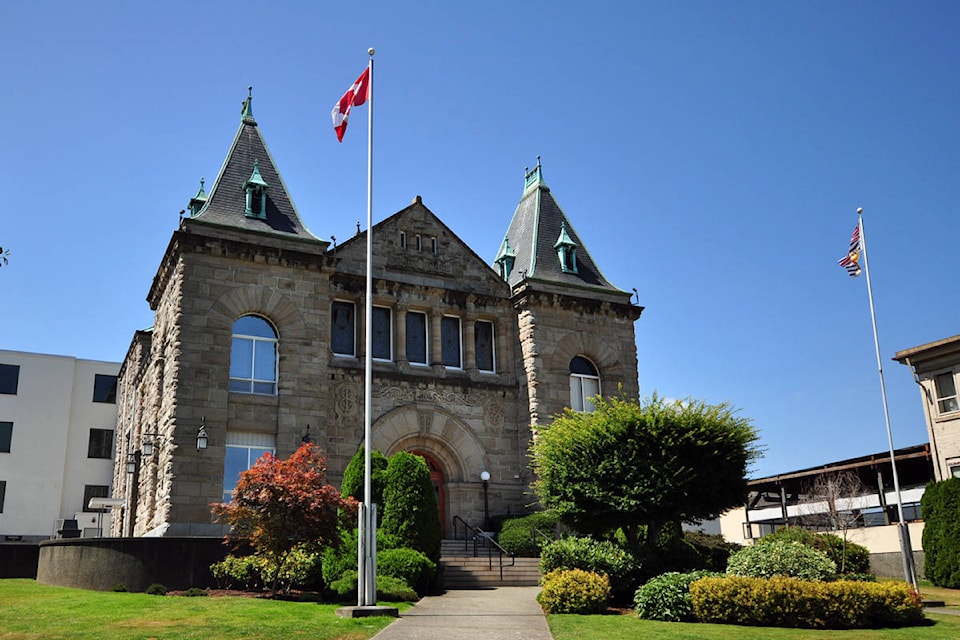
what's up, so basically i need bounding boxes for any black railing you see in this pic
[451,515,515,580]
[530,526,555,550]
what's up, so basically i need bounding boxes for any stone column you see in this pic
[430,312,442,367]
[464,314,477,374]
[394,306,408,365]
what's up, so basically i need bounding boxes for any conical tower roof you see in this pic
[497,160,625,295]
[185,88,322,244]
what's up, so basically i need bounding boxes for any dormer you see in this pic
[187,178,207,217]
[554,221,578,274]
[243,160,269,219]
[494,237,516,281]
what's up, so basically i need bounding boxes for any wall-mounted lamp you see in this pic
[196,416,208,451]
[125,452,138,474]
[301,424,312,444]
[141,431,159,457]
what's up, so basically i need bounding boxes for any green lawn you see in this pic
[0,579,408,640]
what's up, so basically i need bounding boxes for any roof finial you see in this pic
[241,86,255,122]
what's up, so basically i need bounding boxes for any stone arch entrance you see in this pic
[372,403,487,534]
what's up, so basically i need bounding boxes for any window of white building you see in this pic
[935,371,959,415]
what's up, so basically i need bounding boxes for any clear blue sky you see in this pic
[2,1,957,479]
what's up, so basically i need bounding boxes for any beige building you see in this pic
[895,334,960,480]
[112,93,642,537]
[0,350,119,541]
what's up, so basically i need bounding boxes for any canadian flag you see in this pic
[332,67,370,142]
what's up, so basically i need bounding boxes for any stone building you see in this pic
[111,93,642,537]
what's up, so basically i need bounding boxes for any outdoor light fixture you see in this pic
[480,470,491,530]
[125,452,137,474]
[301,424,312,444]
[142,435,154,457]
[196,416,208,451]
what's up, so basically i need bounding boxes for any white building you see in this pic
[0,350,119,541]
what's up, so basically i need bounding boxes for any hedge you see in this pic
[690,576,924,629]
[921,477,960,588]
[537,569,611,614]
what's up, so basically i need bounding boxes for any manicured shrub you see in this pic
[498,511,560,557]
[146,583,168,596]
[539,537,638,594]
[683,531,742,572]
[727,540,837,581]
[634,570,720,622]
[537,569,611,614]
[690,576,924,629]
[211,546,323,592]
[762,526,870,574]
[922,477,960,588]
[340,446,389,508]
[382,452,441,562]
[378,547,437,595]
[212,554,263,590]
[110,584,127,592]
[329,570,419,602]
[182,587,209,597]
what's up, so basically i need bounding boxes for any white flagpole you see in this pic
[857,207,918,590]
[358,47,377,608]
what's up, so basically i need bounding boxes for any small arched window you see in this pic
[229,315,278,395]
[569,356,600,413]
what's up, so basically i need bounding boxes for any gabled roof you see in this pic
[334,196,510,296]
[185,90,322,244]
[498,161,624,294]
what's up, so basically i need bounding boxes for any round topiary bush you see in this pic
[538,569,611,614]
[762,526,870,575]
[727,540,837,581]
[377,547,437,595]
[634,571,720,622]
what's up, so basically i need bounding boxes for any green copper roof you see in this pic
[241,86,255,123]
[243,159,269,189]
[553,220,577,249]
[495,236,516,261]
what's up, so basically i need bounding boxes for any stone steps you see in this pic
[439,538,541,588]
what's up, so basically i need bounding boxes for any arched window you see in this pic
[229,315,278,394]
[569,356,600,413]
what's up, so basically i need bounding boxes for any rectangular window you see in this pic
[0,422,11,453]
[0,481,5,512]
[935,372,959,414]
[441,316,462,368]
[372,306,392,361]
[406,311,428,365]
[223,432,276,502]
[0,365,19,395]
[430,237,438,254]
[399,231,406,249]
[92,374,118,403]
[416,234,422,252]
[951,465,960,479]
[331,301,356,356]
[83,485,109,512]
[475,320,495,373]
[87,428,114,459]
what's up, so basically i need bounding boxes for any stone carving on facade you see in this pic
[482,397,504,428]
[334,382,359,424]
[372,382,482,408]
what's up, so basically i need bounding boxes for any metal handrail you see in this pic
[450,515,515,580]
[530,526,554,549]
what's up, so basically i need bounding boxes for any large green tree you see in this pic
[921,477,960,588]
[381,451,442,562]
[212,442,357,595]
[531,394,760,547]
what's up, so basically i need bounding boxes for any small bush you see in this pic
[211,546,323,592]
[538,569,611,614]
[146,583,168,596]
[182,587,209,597]
[634,571,720,622]
[539,537,637,600]
[727,540,836,581]
[690,576,924,629]
[378,547,437,595]
[762,527,870,574]
[328,570,418,602]
[498,511,560,557]
[110,584,127,592]
[211,554,264,591]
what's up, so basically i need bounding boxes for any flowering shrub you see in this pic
[634,571,720,622]
[690,576,924,629]
[726,540,836,581]
[537,569,611,614]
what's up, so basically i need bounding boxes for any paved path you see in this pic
[370,587,552,640]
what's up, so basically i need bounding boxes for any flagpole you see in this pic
[857,207,918,590]
[358,47,377,608]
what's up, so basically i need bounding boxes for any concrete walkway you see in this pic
[370,587,553,640]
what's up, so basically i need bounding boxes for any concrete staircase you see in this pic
[439,538,542,589]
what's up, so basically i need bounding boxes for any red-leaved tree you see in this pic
[212,442,357,595]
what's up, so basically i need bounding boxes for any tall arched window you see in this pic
[229,315,278,394]
[569,355,600,413]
